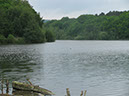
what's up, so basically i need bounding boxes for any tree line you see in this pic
[45,11,129,40]
[0,0,55,44]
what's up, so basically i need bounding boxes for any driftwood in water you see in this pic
[1,79,4,95]
[6,80,9,94]
[0,79,12,96]
[84,90,87,96]
[80,91,83,96]
[66,89,87,96]
[12,81,54,95]
[13,90,44,96]
[66,88,71,96]
[26,78,33,85]
[80,90,87,96]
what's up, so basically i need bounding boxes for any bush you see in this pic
[15,37,25,44]
[74,35,85,40]
[98,32,109,40]
[0,34,7,44]
[7,34,16,43]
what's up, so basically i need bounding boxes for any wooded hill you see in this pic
[0,0,55,44]
[45,11,129,40]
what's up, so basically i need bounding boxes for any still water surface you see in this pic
[0,40,129,96]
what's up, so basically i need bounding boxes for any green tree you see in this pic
[45,10,129,40]
[0,0,53,44]
[23,29,45,43]
[45,30,55,42]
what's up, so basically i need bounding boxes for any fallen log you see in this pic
[12,81,54,95]
[13,90,45,96]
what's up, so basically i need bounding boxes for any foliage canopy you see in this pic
[0,0,55,44]
[45,11,129,40]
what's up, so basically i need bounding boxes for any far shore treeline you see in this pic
[45,11,129,40]
[0,0,55,44]
[1,0,129,44]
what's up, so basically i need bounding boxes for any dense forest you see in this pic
[0,0,55,44]
[45,11,129,40]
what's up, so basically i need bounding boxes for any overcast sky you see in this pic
[28,0,129,20]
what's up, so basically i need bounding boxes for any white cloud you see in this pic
[28,0,129,19]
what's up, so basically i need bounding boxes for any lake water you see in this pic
[0,40,129,96]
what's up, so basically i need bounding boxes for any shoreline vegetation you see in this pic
[45,10,129,40]
[0,0,55,45]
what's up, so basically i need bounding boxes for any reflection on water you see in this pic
[0,45,44,81]
[0,41,129,96]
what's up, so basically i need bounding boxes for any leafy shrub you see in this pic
[0,34,7,44]
[7,34,16,43]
